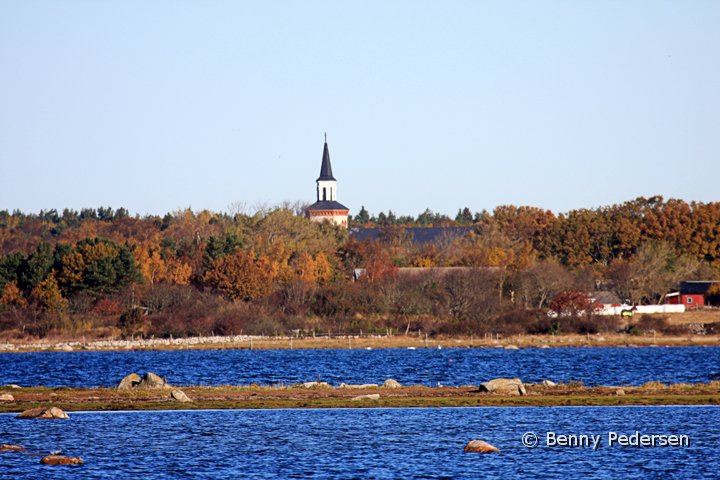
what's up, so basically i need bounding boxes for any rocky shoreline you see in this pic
[2,332,720,353]
[1,377,718,413]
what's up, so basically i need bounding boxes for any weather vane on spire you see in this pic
[324,132,327,143]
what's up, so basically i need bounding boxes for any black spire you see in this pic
[317,134,336,181]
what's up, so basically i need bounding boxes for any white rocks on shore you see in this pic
[300,381,332,389]
[351,394,380,401]
[0,334,271,352]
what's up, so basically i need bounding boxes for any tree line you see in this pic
[0,196,718,340]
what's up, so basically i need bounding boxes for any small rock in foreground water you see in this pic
[40,455,84,465]
[0,443,26,453]
[464,440,500,453]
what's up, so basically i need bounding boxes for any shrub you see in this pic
[628,315,687,335]
[492,309,544,336]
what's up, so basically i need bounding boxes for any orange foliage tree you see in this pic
[204,249,275,301]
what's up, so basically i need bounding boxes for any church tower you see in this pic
[306,135,350,227]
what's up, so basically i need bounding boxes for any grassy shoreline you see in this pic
[2,382,719,413]
[3,311,719,352]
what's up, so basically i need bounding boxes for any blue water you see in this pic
[1,406,718,479]
[2,346,719,388]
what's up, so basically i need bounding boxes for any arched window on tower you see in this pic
[323,188,327,201]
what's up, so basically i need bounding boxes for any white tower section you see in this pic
[317,179,337,202]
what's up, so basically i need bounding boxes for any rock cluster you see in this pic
[16,406,70,420]
[479,378,527,396]
[0,394,14,401]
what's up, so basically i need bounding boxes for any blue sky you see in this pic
[1,1,718,217]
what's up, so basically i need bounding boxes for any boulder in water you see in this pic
[40,455,84,465]
[464,440,500,453]
[16,406,70,420]
[479,378,526,396]
[0,443,25,453]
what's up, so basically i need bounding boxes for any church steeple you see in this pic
[306,134,349,228]
[317,133,336,181]
[316,134,338,202]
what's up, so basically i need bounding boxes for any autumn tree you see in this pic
[135,243,168,287]
[31,274,68,314]
[549,290,592,317]
[0,281,26,308]
[204,249,274,301]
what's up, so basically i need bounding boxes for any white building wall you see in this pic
[595,304,686,315]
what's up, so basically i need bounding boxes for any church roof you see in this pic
[317,141,336,181]
[307,200,349,211]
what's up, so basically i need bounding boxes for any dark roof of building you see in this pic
[317,141,336,181]
[679,281,720,295]
[590,291,621,305]
[307,200,349,211]
[350,226,475,244]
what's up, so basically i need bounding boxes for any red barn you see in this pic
[665,281,720,308]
